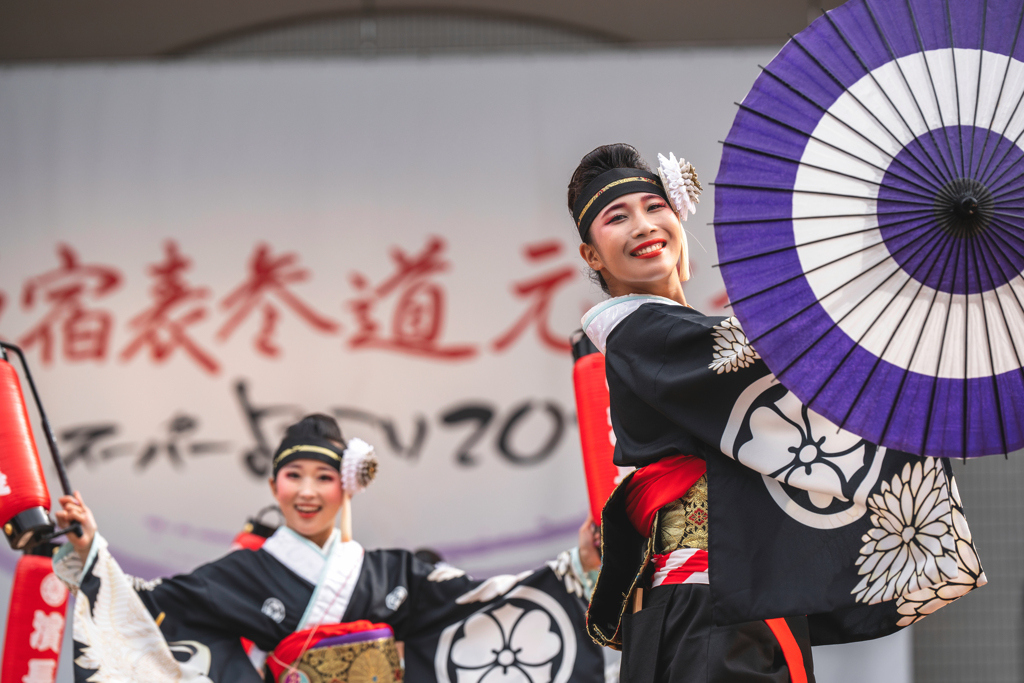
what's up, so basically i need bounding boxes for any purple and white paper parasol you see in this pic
[715,0,1024,458]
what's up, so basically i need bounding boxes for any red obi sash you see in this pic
[623,454,706,537]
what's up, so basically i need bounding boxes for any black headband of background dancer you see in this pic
[572,168,668,241]
[272,435,345,476]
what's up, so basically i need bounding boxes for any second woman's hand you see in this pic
[55,491,97,562]
[578,514,602,573]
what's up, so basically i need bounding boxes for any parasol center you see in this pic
[934,178,993,238]
[874,125,1024,295]
[955,196,979,218]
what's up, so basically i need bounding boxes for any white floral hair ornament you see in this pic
[341,437,378,495]
[657,152,702,220]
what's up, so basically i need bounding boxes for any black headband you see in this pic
[272,435,345,476]
[572,168,668,241]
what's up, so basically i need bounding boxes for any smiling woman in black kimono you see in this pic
[568,144,987,683]
[54,414,604,683]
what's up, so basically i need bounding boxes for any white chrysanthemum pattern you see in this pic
[894,479,987,625]
[852,458,958,605]
[709,317,761,374]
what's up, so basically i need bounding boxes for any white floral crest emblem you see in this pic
[852,458,959,605]
[709,317,760,374]
[450,603,562,683]
[437,586,576,683]
[893,479,987,626]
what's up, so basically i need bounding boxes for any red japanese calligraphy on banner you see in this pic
[1,236,595,371]
[348,236,477,360]
[1,553,69,683]
[218,243,339,357]
[20,245,122,365]
[120,241,220,375]
[492,240,576,354]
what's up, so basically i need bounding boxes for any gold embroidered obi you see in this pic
[271,623,403,683]
[655,474,708,554]
[277,637,402,683]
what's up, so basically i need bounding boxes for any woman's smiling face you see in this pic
[579,191,687,298]
[270,459,345,546]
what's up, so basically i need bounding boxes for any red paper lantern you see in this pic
[572,337,622,524]
[1,550,69,683]
[0,357,52,550]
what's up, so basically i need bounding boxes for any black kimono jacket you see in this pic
[581,295,985,647]
[53,527,603,682]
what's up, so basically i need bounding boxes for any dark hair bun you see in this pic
[285,413,345,446]
[567,144,652,215]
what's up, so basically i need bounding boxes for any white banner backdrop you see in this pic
[0,48,909,682]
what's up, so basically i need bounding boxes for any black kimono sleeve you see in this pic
[603,303,770,467]
[344,549,604,683]
[132,548,314,652]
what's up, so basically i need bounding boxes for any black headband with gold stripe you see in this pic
[572,168,668,241]
[272,435,345,476]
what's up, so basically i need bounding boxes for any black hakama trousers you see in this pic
[619,584,814,683]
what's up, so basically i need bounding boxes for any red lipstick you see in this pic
[630,239,667,259]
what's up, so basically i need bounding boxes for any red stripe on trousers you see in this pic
[764,618,808,683]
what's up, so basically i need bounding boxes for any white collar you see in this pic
[263,527,346,585]
[581,294,682,354]
[262,526,366,628]
[298,537,365,629]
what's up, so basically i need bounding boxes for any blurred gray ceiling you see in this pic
[0,0,847,61]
